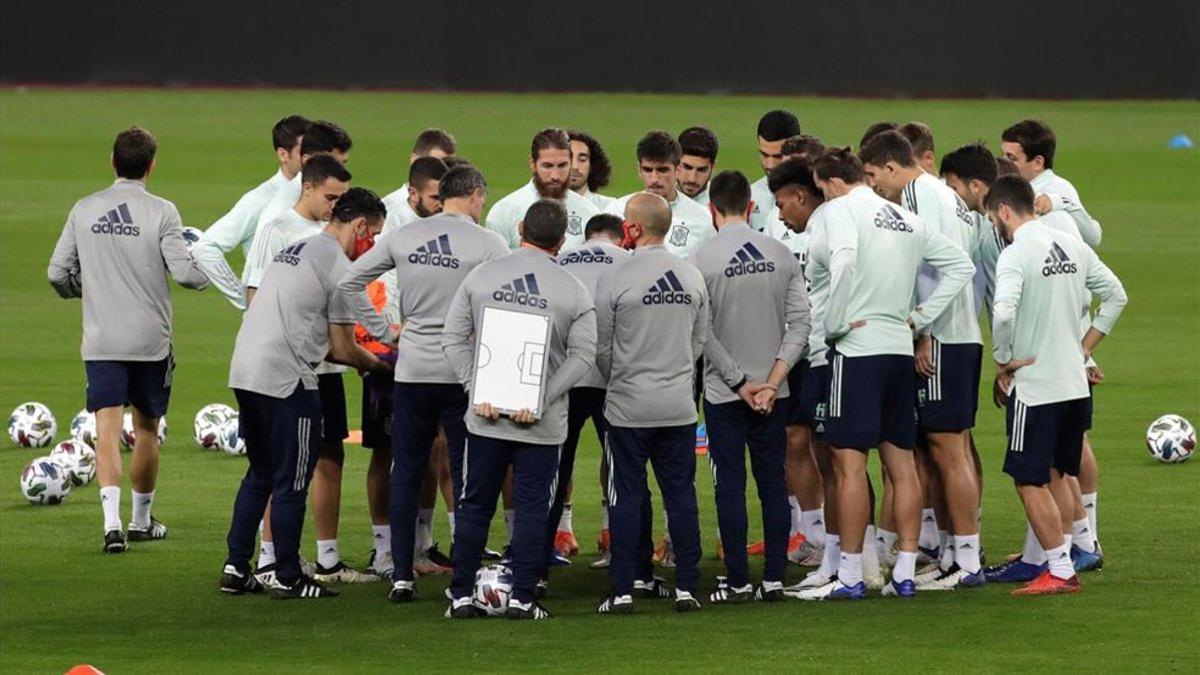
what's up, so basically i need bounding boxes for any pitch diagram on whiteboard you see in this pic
[472,305,552,417]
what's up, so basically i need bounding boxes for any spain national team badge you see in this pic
[669,225,688,248]
[568,214,582,235]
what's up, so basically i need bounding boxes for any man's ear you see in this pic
[744,200,755,221]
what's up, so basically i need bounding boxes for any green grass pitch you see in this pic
[1,88,1197,673]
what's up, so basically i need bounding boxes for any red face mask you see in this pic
[620,221,638,250]
[350,228,376,260]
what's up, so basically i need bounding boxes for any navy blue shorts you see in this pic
[85,353,174,417]
[916,341,982,433]
[317,373,348,443]
[360,371,393,450]
[1003,390,1089,485]
[790,361,830,436]
[823,350,916,451]
[786,360,807,426]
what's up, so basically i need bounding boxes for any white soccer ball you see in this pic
[8,402,57,448]
[120,411,168,450]
[70,408,97,447]
[216,416,245,456]
[194,403,236,449]
[50,439,97,486]
[1146,414,1196,464]
[472,564,514,616]
[181,226,203,250]
[19,455,72,505]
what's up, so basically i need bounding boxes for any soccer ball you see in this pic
[1146,414,1196,464]
[181,226,203,250]
[8,402,57,447]
[194,403,235,449]
[51,439,97,486]
[120,411,168,450]
[19,455,72,505]
[70,408,97,447]
[472,564,513,616]
[216,416,245,456]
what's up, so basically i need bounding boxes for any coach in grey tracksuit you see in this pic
[336,165,510,600]
[441,199,597,619]
[690,171,811,601]
[47,128,208,551]
[594,193,709,613]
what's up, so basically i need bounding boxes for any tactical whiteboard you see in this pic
[471,305,552,418]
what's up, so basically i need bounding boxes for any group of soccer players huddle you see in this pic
[47,107,1127,619]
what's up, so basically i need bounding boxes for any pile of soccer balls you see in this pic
[10,403,99,505]
[193,403,244,456]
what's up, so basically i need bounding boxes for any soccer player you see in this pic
[554,214,631,573]
[985,175,1126,596]
[691,171,810,603]
[1001,119,1102,248]
[253,121,353,235]
[860,130,986,589]
[899,122,937,175]
[442,199,597,620]
[749,110,801,231]
[568,129,616,210]
[858,121,898,151]
[382,129,456,232]
[486,128,600,250]
[677,126,719,205]
[604,131,714,257]
[218,188,392,599]
[338,164,510,603]
[192,115,309,309]
[797,148,974,600]
[48,127,210,552]
[593,193,709,615]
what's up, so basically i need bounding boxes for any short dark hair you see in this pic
[584,213,624,240]
[940,143,998,185]
[814,147,865,184]
[408,156,448,188]
[982,175,1035,214]
[112,127,157,179]
[521,199,567,248]
[301,152,352,186]
[708,170,751,216]
[412,128,456,156]
[678,126,719,162]
[757,110,801,142]
[442,155,471,169]
[331,187,386,224]
[781,134,826,160]
[900,122,935,158]
[1002,119,1056,169]
[768,157,821,201]
[568,129,612,192]
[438,164,486,200]
[636,131,681,164]
[859,130,917,168]
[300,120,352,157]
[859,121,898,150]
[996,157,1020,177]
[272,115,310,151]
[531,127,571,160]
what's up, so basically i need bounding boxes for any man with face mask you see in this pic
[604,131,714,258]
[218,188,392,600]
[486,128,600,250]
[568,130,616,211]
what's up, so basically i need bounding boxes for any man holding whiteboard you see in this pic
[442,199,597,621]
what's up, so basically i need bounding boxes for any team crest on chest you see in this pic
[669,225,689,248]
[567,214,582,236]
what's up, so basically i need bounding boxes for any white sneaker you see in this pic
[369,549,395,578]
[254,564,282,589]
[914,563,944,585]
[299,556,316,577]
[917,567,965,591]
[589,550,611,569]
[788,540,824,566]
[795,579,840,601]
[797,569,835,589]
[313,562,380,584]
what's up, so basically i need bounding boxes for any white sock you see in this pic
[788,496,802,535]
[258,541,276,567]
[504,509,515,543]
[372,524,390,557]
[558,503,573,532]
[801,509,826,546]
[447,511,456,538]
[1081,492,1098,541]
[893,550,917,583]
[862,525,880,578]
[662,510,671,542]
[600,500,609,530]
[130,490,154,529]
[317,539,340,568]
[1046,542,1074,580]
[818,534,840,577]
[100,485,121,532]
[1020,522,1047,565]
[415,508,434,553]
[1072,518,1096,553]
[838,552,863,586]
[877,528,898,558]
[938,530,955,570]
[955,534,981,573]
[919,508,939,549]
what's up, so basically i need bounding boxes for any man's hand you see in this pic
[474,402,501,421]
[826,320,866,348]
[387,323,402,347]
[993,357,1035,407]
[915,334,935,378]
[1086,363,1104,386]
[751,384,779,414]
[511,408,536,424]
[1033,194,1053,215]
